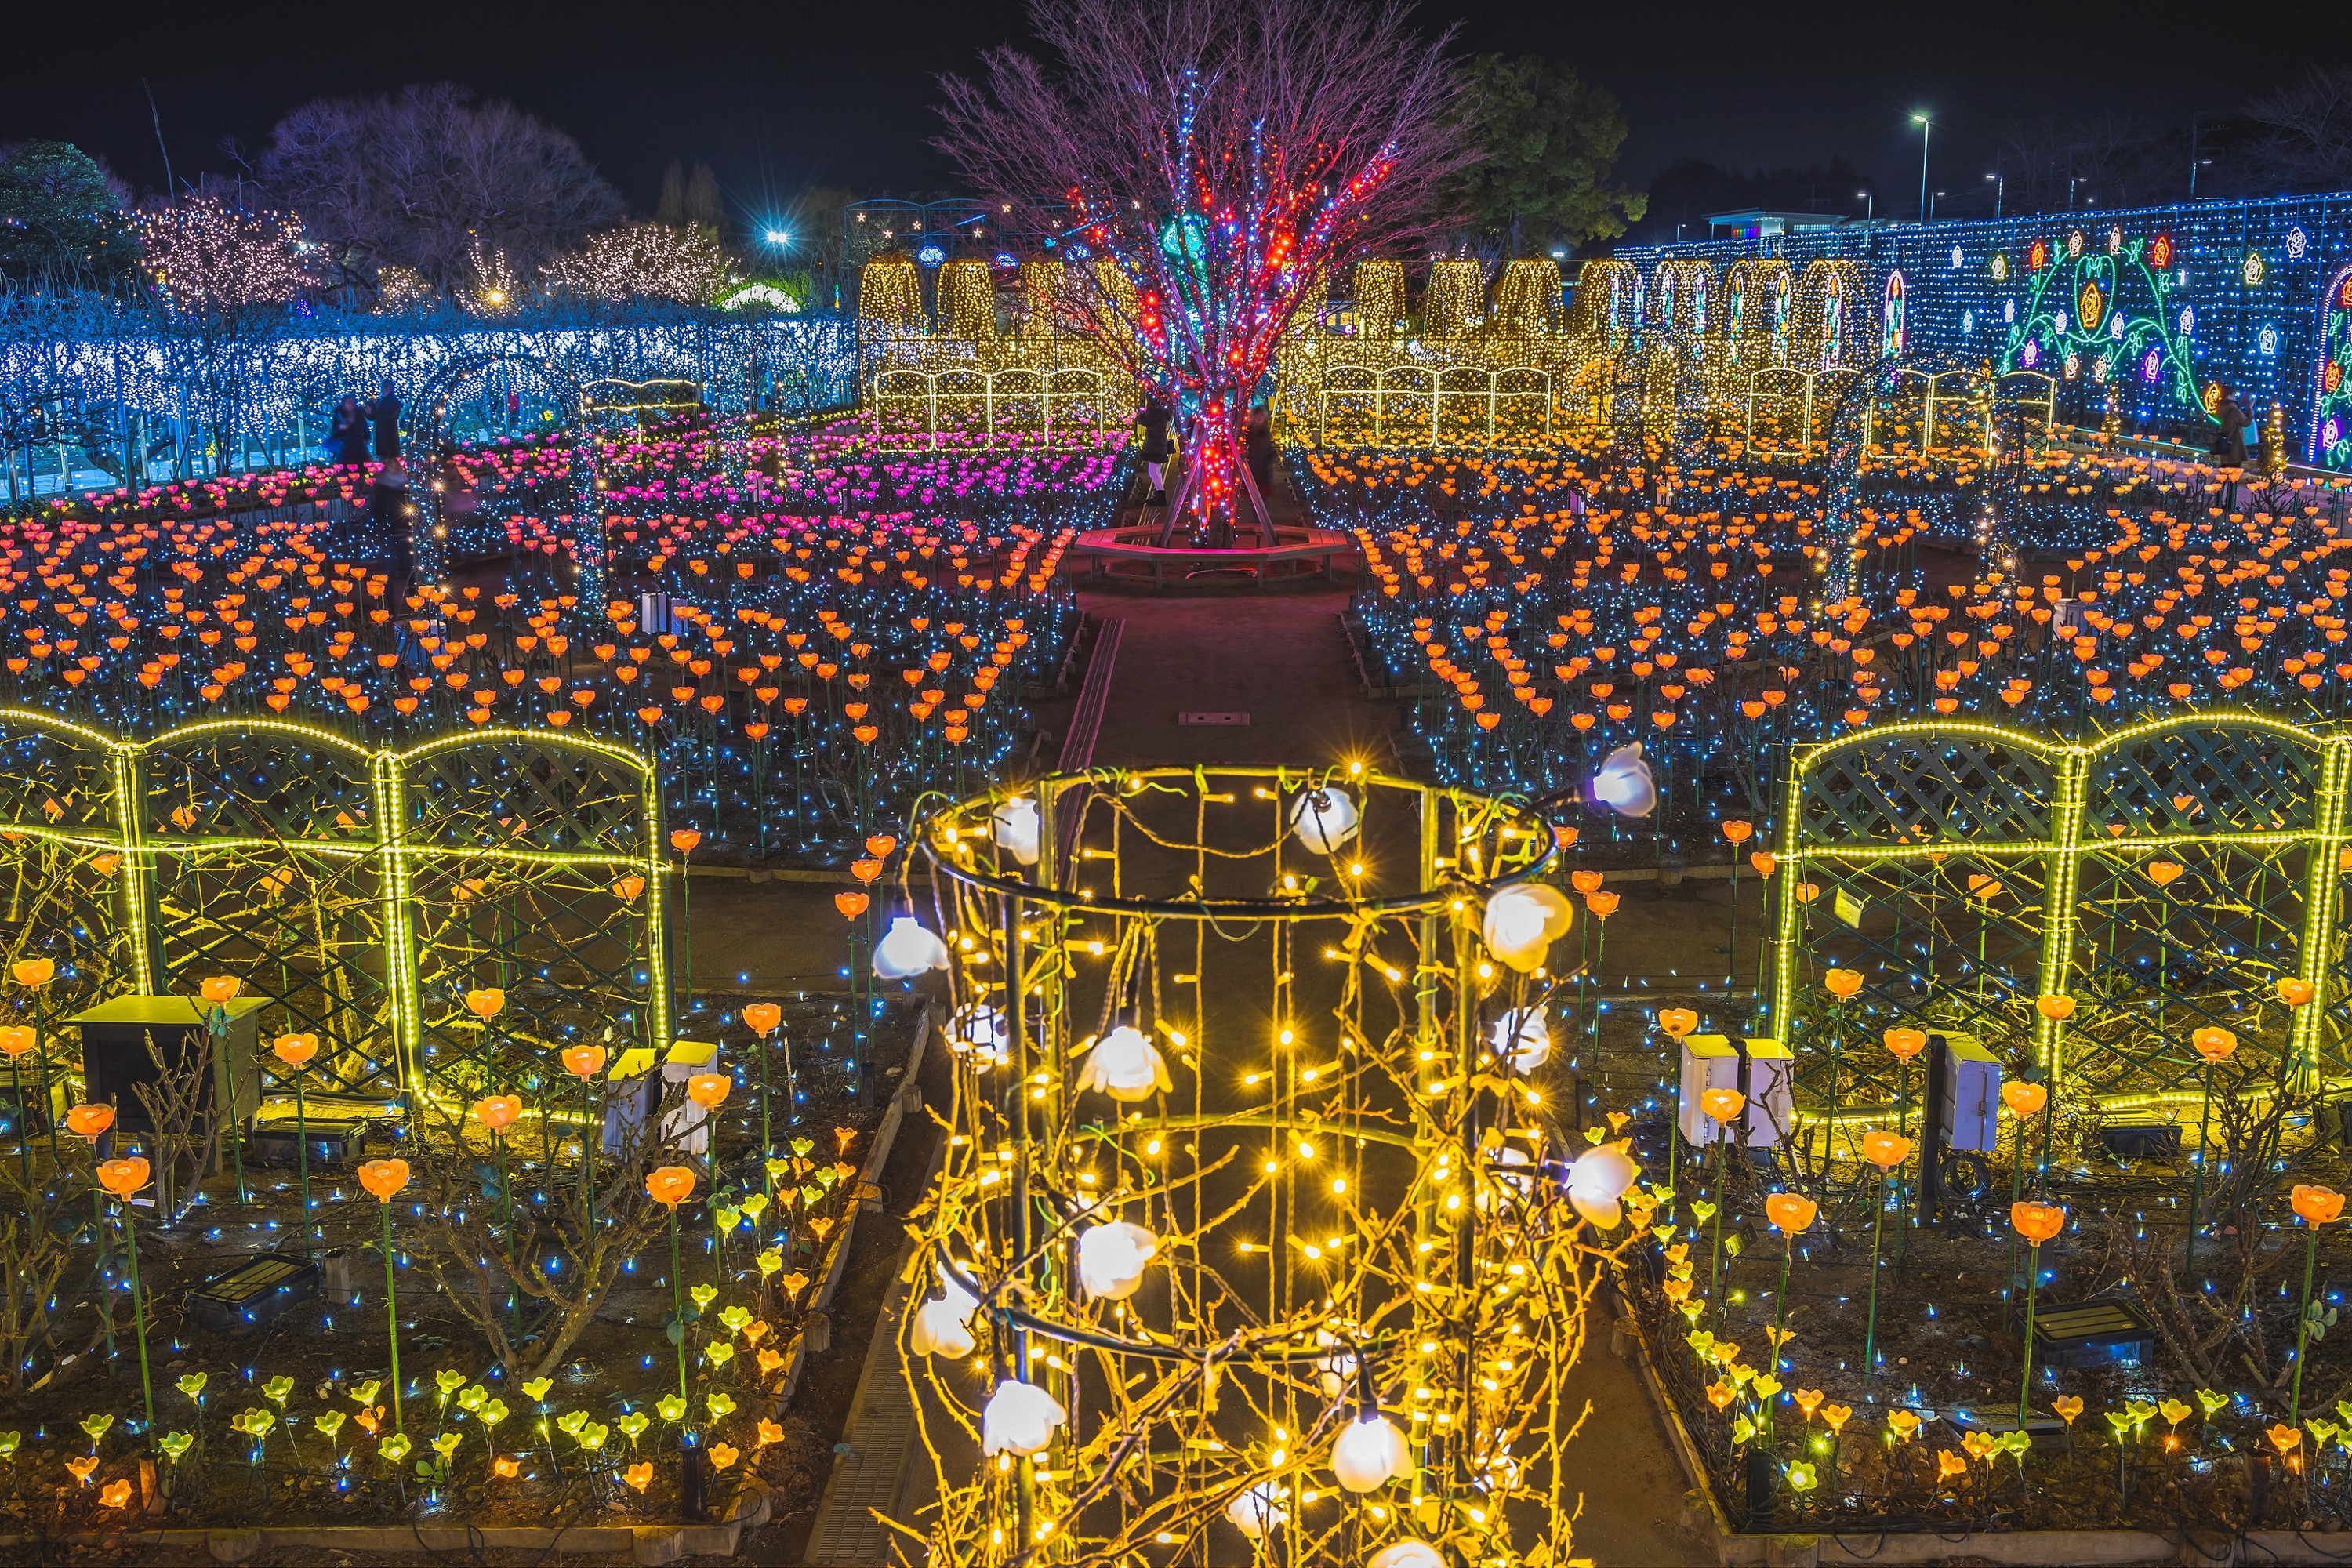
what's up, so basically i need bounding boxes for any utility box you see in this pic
[71,996,267,1165]
[602,1044,659,1156]
[1679,1035,1741,1145]
[1931,1032,2002,1152]
[661,1040,720,1156]
[1741,1038,1795,1149]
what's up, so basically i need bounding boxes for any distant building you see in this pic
[1704,209,1849,241]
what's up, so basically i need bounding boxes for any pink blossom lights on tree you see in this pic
[935,0,1472,532]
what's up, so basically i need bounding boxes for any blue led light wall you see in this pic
[1624,193,2352,466]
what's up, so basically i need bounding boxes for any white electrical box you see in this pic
[1679,1034,1741,1145]
[1742,1038,1795,1149]
[1933,1032,2002,1152]
[660,1040,721,1156]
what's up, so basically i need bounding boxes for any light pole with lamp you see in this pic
[1929,190,1946,222]
[1911,112,1933,222]
[1857,189,1873,221]
[1985,171,2003,220]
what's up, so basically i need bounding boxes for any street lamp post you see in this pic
[1929,190,1946,222]
[1857,189,1873,222]
[1911,113,1933,223]
[1985,172,2003,221]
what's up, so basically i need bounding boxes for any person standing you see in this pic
[2214,387,2249,506]
[372,378,403,463]
[1139,393,1174,506]
[329,395,369,467]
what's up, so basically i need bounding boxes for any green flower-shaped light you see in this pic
[479,1399,509,1431]
[521,1377,553,1404]
[434,1369,466,1405]
[263,1376,295,1407]
[755,1248,783,1277]
[618,1411,651,1447]
[706,1342,736,1368]
[379,1432,413,1464]
[175,1373,208,1402]
[80,1414,114,1446]
[713,1205,742,1233]
[578,1421,609,1452]
[431,1432,463,1460]
[706,1392,737,1420]
[689,1283,719,1314]
[557,1410,590,1438]
[741,1193,770,1221]
[656,1393,688,1424]
[457,1384,489,1414]
[314,1411,347,1442]
[158,1432,194,1464]
[1787,1461,1818,1492]
[348,1379,381,1407]
[720,1305,753,1336]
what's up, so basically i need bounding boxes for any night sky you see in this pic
[5,0,2347,235]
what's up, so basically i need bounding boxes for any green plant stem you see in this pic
[2292,1226,2321,1426]
[1862,1171,1889,1380]
[670,1207,688,1403]
[1708,1139,1726,1332]
[2016,1242,2042,1428]
[294,1072,312,1258]
[2186,1063,2212,1284]
[119,1198,154,1443]
[380,1202,404,1432]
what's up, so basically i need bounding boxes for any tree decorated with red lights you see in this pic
[937,0,1470,532]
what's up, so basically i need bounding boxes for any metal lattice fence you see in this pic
[0,710,670,1107]
[1767,713,2350,1120]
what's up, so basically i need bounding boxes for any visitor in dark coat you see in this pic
[372,379,403,462]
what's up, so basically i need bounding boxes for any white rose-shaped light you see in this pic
[1488,1005,1551,1074]
[1565,1144,1639,1229]
[1331,1413,1414,1493]
[981,1379,1065,1456]
[1368,1543,1445,1568]
[909,1269,982,1358]
[910,1296,977,1358]
[1476,1143,1535,1216]
[1077,1025,1172,1102]
[872,916,950,979]
[1225,1479,1288,1538]
[991,797,1040,865]
[1076,1220,1159,1301]
[1590,742,1657,818]
[953,1004,1009,1058]
[1288,786,1359,854]
[1482,882,1572,973]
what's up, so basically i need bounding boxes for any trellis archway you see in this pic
[403,353,607,601]
[0,709,669,1110]
[1765,712,2350,1127]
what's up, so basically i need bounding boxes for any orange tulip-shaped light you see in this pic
[2294,1185,2347,1225]
[670,829,702,855]
[9,957,56,987]
[743,1003,782,1036]
[2144,860,2184,887]
[358,1157,411,1201]
[1882,1027,1926,1062]
[835,890,870,920]
[2280,978,2318,1008]
[1749,851,1777,879]
[1697,1087,1746,1124]
[646,1165,697,1207]
[1824,968,1864,1000]
[1765,1192,1818,1233]
[465,988,506,1019]
[65,1102,115,1142]
[2011,1200,2066,1243]
[1722,820,1754,846]
[98,1156,151,1198]
[561,1044,607,1079]
[198,975,241,1007]
[0,1025,33,1059]
[1657,1007,1699,1040]
[2190,1027,2238,1063]
[1861,1130,1912,1170]
[2035,994,2076,1022]
[2002,1080,2049,1117]
[687,1073,731,1109]
[472,1094,523,1132]
[272,1032,319,1069]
